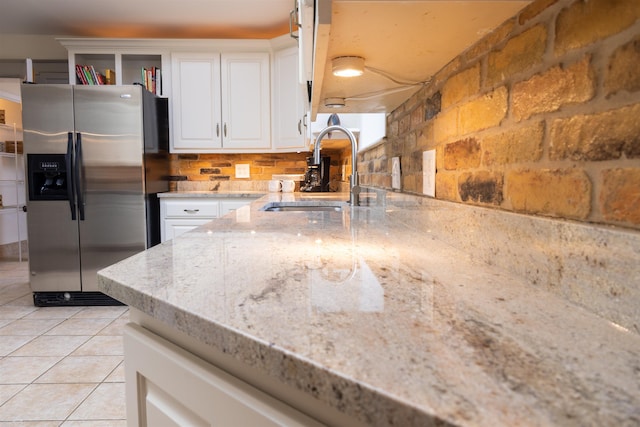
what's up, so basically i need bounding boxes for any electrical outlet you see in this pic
[423,150,436,197]
[391,157,401,190]
[235,164,250,179]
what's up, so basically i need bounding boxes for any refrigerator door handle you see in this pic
[75,132,85,221]
[66,132,77,220]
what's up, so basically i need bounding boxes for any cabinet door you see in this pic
[162,219,210,242]
[171,53,222,151]
[124,324,325,427]
[160,198,220,242]
[220,53,270,149]
[272,47,308,151]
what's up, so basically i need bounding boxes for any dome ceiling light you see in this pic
[332,56,365,77]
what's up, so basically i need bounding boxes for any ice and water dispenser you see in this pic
[27,154,70,200]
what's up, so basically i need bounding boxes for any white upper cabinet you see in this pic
[58,38,312,153]
[171,53,222,150]
[220,53,270,150]
[171,51,270,152]
[272,46,308,151]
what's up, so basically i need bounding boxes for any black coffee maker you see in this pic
[301,156,331,192]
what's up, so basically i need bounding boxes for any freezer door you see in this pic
[73,86,147,291]
[21,84,82,292]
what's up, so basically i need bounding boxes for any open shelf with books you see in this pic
[74,53,115,85]
[122,54,163,96]
[60,40,169,97]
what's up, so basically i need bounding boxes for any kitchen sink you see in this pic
[260,202,344,212]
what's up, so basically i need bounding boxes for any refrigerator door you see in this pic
[73,86,147,291]
[21,84,82,292]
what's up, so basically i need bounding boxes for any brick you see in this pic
[441,64,481,108]
[605,36,640,96]
[519,0,560,25]
[482,121,544,166]
[444,138,481,170]
[436,172,458,201]
[209,161,233,168]
[512,55,595,121]
[465,18,516,63]
[200,168,221,175]
[399,114,411,135]
[411,105,424,130]
[416,123,434,150]
[459,171,504,205]
[506,168,591,219]
[402,174,416,193]
[600,168,640,225]
[487,25,547,87]
[176,153,198,160]
[458,86,508,135]
[388,120,399,138]
[549,103,640,161]
[555,0,640,55]
[424,92,442,121]
[433,107,458,143]
[432,56,463,89]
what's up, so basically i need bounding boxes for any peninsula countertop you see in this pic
[98,191,640,426]
[157,190,266,198]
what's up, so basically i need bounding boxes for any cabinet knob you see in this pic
[183,209,200,214]
[298,119,302,134]
[224,123,228,137]
[216,124,220,137]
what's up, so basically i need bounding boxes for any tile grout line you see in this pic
[0,260,128,424]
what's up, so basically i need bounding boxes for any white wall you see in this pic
[0,35,68,59]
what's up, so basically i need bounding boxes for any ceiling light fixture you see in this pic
[324,97,346,108]
[332,56,365,77]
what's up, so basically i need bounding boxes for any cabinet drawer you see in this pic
[220,199,252,216]
[163,199,219,218]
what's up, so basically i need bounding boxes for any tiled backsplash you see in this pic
[169,149,351,192]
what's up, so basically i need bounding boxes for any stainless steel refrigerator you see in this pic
[21,84,169,306]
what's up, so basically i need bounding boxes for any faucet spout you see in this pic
[313,125,360,205]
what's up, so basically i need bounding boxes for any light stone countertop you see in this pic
[157,190,266,198]
[98,190,640,427]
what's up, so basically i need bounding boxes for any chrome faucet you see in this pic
[313,125,360,206]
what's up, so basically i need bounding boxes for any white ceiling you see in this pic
[0,0,293,39]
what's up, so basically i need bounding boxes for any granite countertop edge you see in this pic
[98,191,640,427]
[157,190,266,198]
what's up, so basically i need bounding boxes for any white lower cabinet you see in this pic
[124,323,325,427]
[160,197,257,242]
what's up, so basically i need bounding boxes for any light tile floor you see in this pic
[0,260,127,426]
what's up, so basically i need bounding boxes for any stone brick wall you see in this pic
[359,0,640,230]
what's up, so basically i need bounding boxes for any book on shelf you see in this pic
[75,64,106,85]
[141,67,162,96]
[105,69,116,85]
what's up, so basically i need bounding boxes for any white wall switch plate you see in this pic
[423,150,436,197]
[235,164,250,179]
[391,157,401,190]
